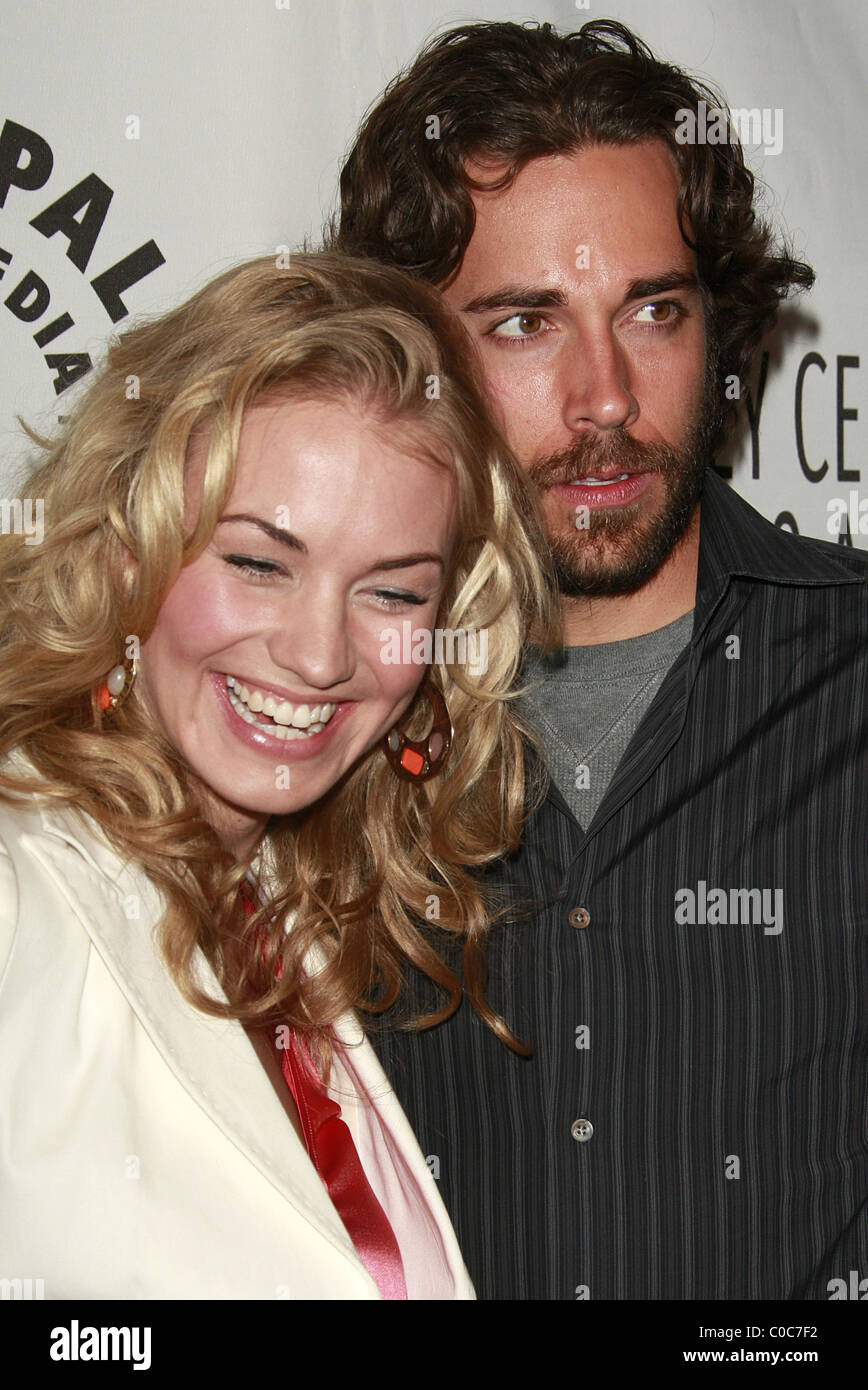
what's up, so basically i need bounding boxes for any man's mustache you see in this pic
[527,429,679,491]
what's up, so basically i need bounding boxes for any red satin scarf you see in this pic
[240,881,407,1300]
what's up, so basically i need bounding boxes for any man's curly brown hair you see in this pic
[332,19,813,432]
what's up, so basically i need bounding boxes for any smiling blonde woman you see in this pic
[0,251,557,1300]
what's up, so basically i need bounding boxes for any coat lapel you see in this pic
[22,803,372,1279]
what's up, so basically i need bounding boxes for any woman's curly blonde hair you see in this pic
[0,251,559,1052]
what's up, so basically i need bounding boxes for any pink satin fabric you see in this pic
[240,880,407,1300]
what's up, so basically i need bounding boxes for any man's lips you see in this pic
[547,471,654,509]
[561,468,638,483]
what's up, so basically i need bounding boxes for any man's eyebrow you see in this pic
[460,285,569,314]
[623,270,701,303]
[459,271,702,317]
[218,514,307,554]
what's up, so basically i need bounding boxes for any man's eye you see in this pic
[490,312,546,338]
[633,301,681,325]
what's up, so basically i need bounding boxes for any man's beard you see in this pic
[527,370,723,599]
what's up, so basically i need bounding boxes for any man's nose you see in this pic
[560,330,638,433]
[268,594,355,691]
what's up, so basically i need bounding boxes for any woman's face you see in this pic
[137,395,455,856]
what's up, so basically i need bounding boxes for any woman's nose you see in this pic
[267,595,355,691]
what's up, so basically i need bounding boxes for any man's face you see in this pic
[441,141,717,597]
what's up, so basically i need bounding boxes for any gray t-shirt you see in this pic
[522,609,694,829]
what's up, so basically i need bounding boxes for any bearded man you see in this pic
[333,19,868,1300]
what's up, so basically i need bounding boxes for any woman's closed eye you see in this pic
[371,588,430,610]
[224,556,430,609]
[223,554,287,581]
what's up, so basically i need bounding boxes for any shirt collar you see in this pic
[695,469,860,630]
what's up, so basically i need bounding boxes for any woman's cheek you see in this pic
[157,565,262,652]
[368,610,440,704]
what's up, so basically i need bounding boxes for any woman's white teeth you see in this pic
[284,704,311,728]
[226,677,336,738]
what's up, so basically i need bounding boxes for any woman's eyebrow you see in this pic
[218,518,443,572]
[374,553,444,572]
[218,514,307,554]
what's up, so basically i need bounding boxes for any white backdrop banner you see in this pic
[1,0,865,547]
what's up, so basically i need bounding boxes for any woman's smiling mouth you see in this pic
[226,675,337,740]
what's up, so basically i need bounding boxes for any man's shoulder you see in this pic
[784,528,868,580]
[702,470,868,596]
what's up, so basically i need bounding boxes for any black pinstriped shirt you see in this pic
[370,469,868,1301]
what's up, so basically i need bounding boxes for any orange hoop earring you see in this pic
[383,675,453,781]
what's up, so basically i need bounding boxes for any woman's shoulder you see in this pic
[0,767,97,872]
[0,751,146,981]
[0,748,124,864]
[0,791,54,988]
[0,815,19,983]
[0,752,50,977]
